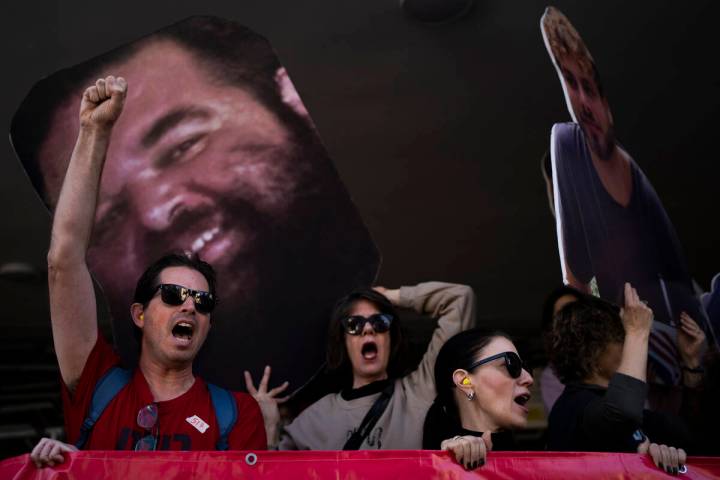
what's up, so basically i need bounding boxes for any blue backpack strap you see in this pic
[207,383,238,451]
[75,366,132,449]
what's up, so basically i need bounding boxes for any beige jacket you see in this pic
[278,282,476,450]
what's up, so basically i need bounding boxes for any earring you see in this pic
[466,390,475,401]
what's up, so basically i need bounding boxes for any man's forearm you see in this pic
[47,126,112,388]
[48,126,111,267]
[47,76,127,389]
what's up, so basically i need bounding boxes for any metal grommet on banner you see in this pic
[245,452,258,466]
[678,465,688,474]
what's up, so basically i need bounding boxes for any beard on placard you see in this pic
[192,146,380,391]
[92,189,276,368]
[101,196,294,376]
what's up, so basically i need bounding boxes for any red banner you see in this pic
[2,450,719,479]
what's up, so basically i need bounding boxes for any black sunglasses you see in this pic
[467,351,525,379]
[153,284,216,314]
[342,313,393,335]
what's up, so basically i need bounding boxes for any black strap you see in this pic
[343,381,395,450]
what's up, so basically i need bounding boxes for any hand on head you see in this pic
[373,286,400,306]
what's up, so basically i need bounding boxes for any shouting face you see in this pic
[344,299,392,388]
[465,337,534,431]
[134,266,213,368]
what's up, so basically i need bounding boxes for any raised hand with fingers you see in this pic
[30,438,78,469]
[616,282,653,382]
[244,365,290,448]
[79,75,127,130]
[620,282,653,335]
[678,312,706,368]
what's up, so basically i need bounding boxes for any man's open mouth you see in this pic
[172,321,195,341]
[361,342,378,360]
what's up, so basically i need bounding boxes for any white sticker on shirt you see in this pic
[186,415,210,434]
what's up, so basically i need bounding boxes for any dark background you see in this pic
[1,0,718,457]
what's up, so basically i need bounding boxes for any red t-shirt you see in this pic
[61,336,266,451]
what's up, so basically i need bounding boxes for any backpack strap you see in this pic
[343,381,395,450]
[75,366,132,449]
[207,382,238,451]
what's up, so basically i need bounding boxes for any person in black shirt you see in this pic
[547,283,700,475]
[423,328,533,469]
[539,285,590,413]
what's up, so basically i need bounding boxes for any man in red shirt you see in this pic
[30,76,266,468]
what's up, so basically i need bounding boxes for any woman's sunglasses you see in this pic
[467,351,525,379]
[341,313,393,335]
[153,284,216,314]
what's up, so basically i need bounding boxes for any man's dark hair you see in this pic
[549,299,624,384]
[131,252,217,341]
[133,252,217,305]
[11,15,318,207]
[325,288,403,383]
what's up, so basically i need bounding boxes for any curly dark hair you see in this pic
[549,299,624,384]
[541,285,587,334]
[540,285,590,363]
[133,252,217,306]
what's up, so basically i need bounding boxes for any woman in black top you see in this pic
[547,283,702,475]
[423,328,533,469]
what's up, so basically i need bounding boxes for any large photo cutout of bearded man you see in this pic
[541,7,713,388]
[11,16,380,391]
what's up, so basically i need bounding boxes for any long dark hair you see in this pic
[540,285,587,363]
[422,328,511,448]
